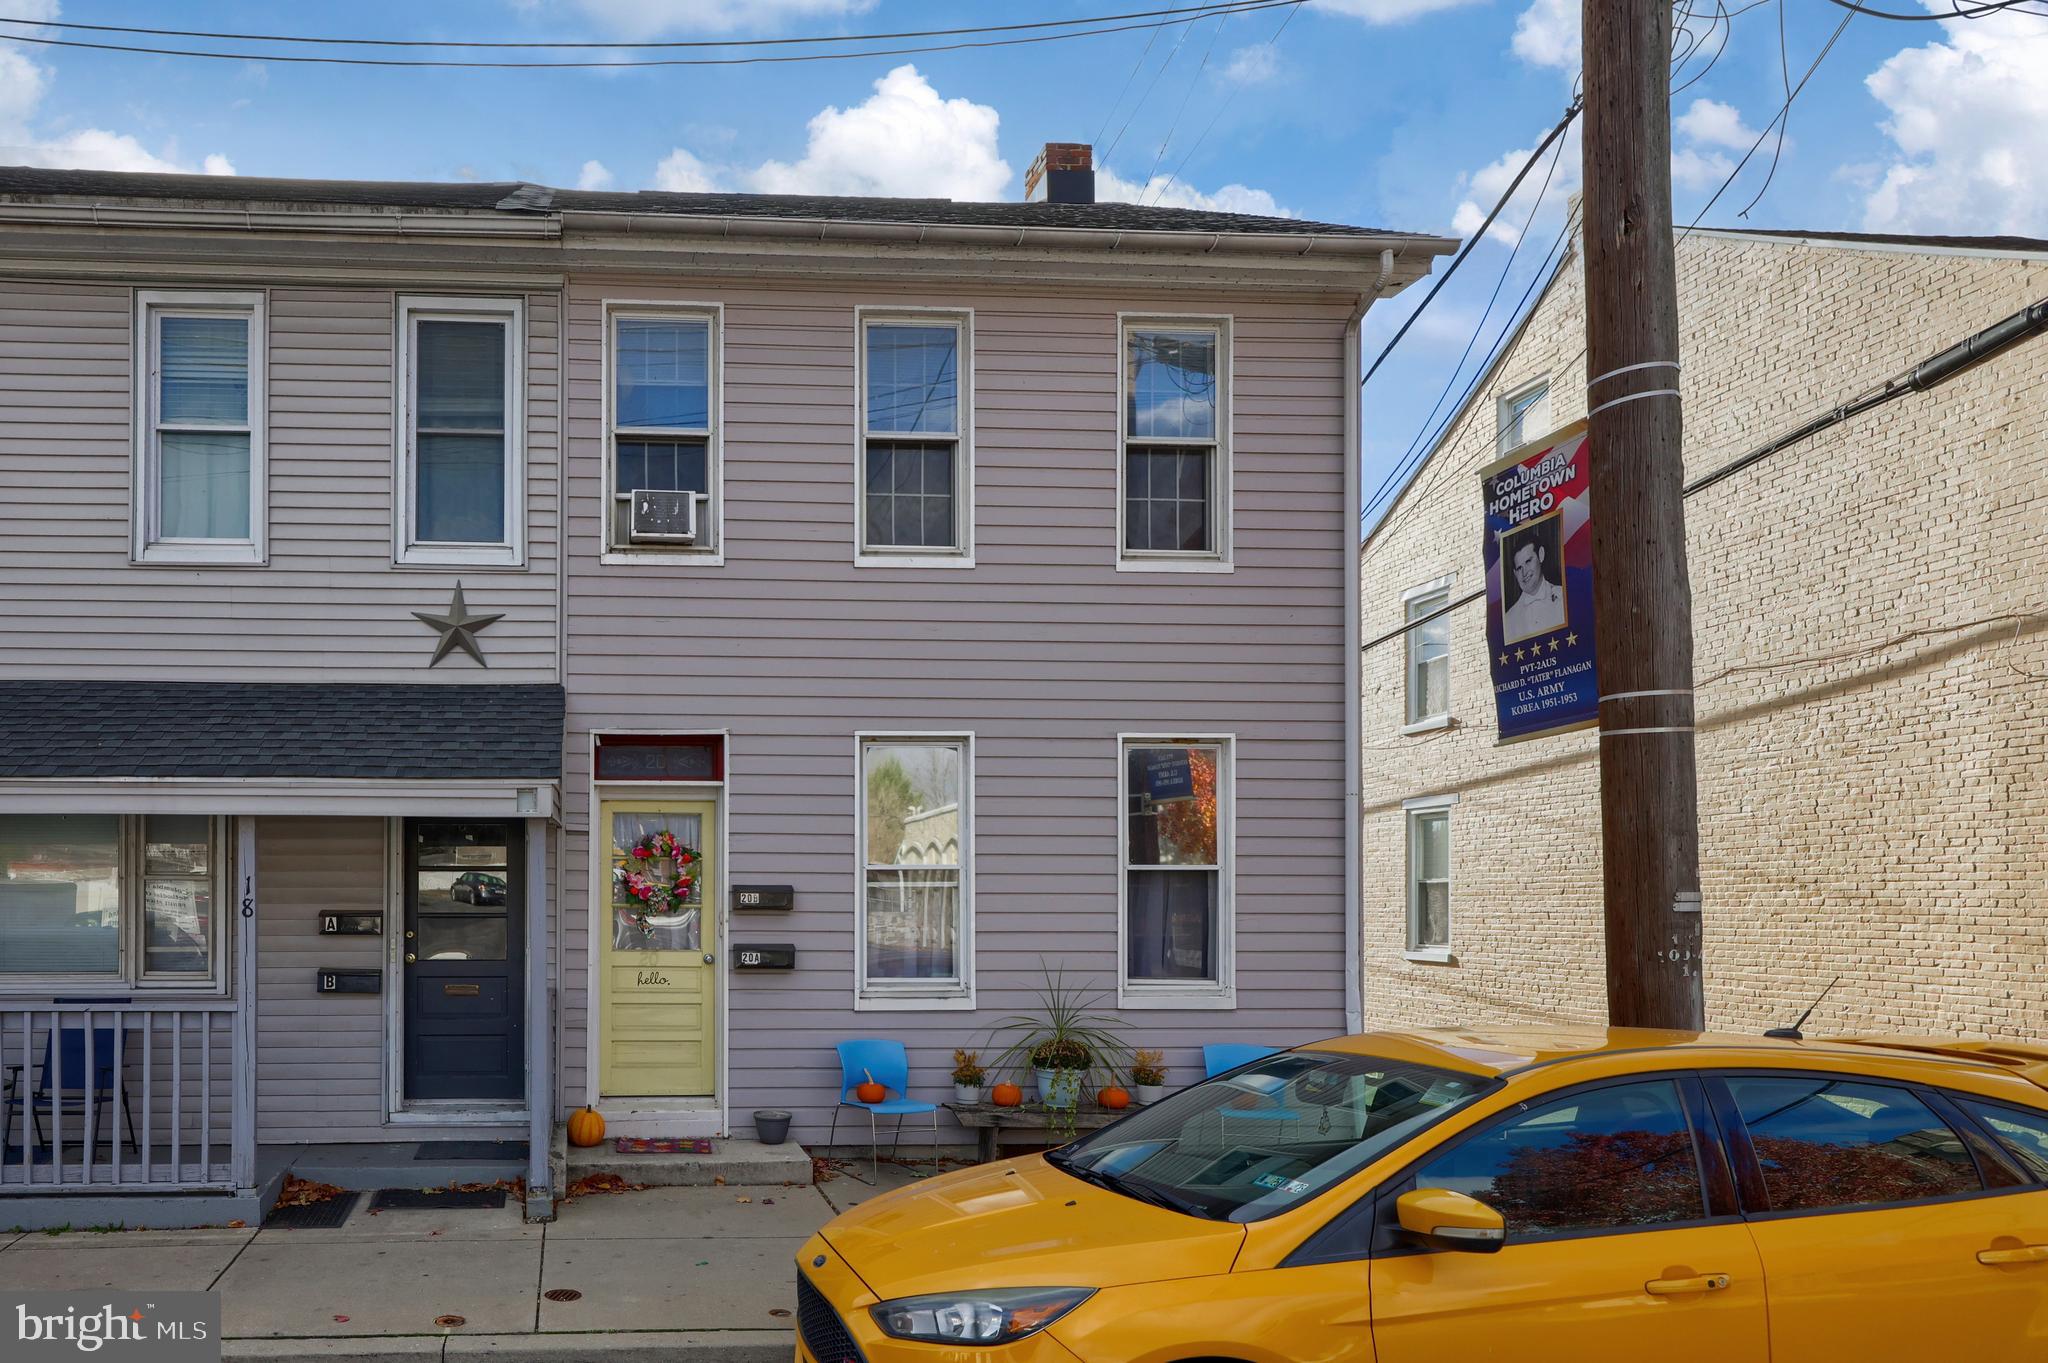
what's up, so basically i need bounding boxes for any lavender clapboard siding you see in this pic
[0,280,562,682]
[557,277,1354,1138]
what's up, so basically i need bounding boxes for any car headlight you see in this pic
[870,1287,1094,1345]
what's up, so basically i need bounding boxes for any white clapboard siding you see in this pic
[556,276,1355,1134]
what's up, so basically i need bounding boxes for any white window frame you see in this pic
[132,289,267,566]
[602,300,725,568]
[853,307,975,569]
[1496,376,1552,456]
[0,815,231,997]
[853,731,975,1010]
[1404,794,1456,962]
[1403,574,1456,732]
[1117,733,1236,1009]
[1116,314,1232,574]
[395,294,526,567]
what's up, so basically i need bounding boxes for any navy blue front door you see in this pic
[404,821,524,1102]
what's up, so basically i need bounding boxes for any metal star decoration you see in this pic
[412,581,505,668]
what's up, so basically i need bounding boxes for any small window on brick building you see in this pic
[1407,807,1450,952]
[1497,377,1551,455]
[1405,588,1451,725]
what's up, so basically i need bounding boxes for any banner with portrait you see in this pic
[1481,420,1597,743]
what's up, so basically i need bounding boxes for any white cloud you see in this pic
[1859,4,2048,235]
[1670,146,1735,192]
[576,159,615,190]
[1675,98,1761,152]
[652,147,720,192]
[655,65,1009,200]
[1511,0,1577,70]
[1451,119,1580,244]
[1312,0,1484,22]
[1096,165,1290,217]
[1223,42,1280,85]
[529,0,873,39]
[0,3,236,175]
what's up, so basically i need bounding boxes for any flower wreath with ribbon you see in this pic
[614,830,701,936]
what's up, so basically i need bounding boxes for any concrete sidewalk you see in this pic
[0,1162,927,1362]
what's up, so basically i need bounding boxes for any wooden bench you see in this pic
[945,1101,1139,1163]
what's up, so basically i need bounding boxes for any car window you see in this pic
[1409,1079,1705,1241]
[1959,1100,2048,1182]
[1727,1077,1981,1212]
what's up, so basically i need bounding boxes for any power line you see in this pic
[1146,2,1305,208]
[1358,97,1583,392]
[1135,7,1234,199]
[1101,2,1207,163]
[0,1,1302,70]
[1820,0,2048,19]
[0,3,1286,50]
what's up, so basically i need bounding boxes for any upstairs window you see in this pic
[1405,586,1452,726]
[1121,319,1230,569]
[1496,377,1551,455]
[134,291,266,565]
[397,296,524,566]
[608,308,720,559]
[858,313,971,564]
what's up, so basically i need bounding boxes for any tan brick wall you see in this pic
[1359,233,2048,1039]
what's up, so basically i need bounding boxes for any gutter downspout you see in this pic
[1343,247,1396,1034]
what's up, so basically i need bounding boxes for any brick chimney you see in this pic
[1024,143,1095,205]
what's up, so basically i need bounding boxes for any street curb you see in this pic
[225,1330,792,1362]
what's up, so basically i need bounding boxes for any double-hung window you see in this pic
[0,814,227,991]
[397,296,524,566]
[857,735,972,1007]
[1496,377,1551,455]
[1405,584,1452,727]
[1120,317,1229,570]
[1407,804,1452,955]
[1121,736,1234,1007]
[608,306,720,559]
[134,290,265,565]
[858,312,971,564]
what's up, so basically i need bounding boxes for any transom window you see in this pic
[1496,377,1551,455]
[1121,320,1229,566]
[1405,588,1451,725]
[397,296,524,566]
[0,814,226,990]
[857,736,972,1006]
[609,309,719,557]
[134,291,266,565]
[858,314,971,562]
[1122,738,1233,1006]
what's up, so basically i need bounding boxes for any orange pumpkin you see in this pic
[855,1080,887,1104]
[990,1081,1023,1108]
[1098,1086,1131,1110]
[566,1107,606,1148]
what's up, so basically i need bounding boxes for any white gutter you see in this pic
[0,202,561,238]
[1343,247,1397,1034]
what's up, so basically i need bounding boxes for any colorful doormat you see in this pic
[613,1136,714,1154]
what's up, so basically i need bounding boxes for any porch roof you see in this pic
[0,681,564,780]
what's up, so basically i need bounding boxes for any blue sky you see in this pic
[4,0,2043,528]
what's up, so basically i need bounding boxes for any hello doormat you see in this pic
[613,1136,714,1154]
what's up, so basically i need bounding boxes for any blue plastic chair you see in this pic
[827,1039,938,1175]
[1203,1043,1281,1078]
[27,1027,137,1153]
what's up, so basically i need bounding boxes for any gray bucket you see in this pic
[753,1109,793,1145]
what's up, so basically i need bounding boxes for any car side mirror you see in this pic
[1396,1188,1506,1253]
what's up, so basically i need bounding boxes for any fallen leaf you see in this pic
[762,1198,775,1205]
[333,1316,349,1324]
[735,1196,751,1204]
[273,1176,348,1208]
[226,1220,247,1229]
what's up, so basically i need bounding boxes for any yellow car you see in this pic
[795,1027,2048,1362]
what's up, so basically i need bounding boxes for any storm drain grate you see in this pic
[416,1140,525,1162]
[262,1190,360,1229]
[543,1289,583,1303]
[369,1187,507,1212]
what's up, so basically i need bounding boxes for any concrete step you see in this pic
[566,1136,812,1187]
[265,1141,527,1192]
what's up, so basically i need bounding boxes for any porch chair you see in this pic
[827,1039,937,1176]
[30,1026,138,1154]
[1202,1043,1280,1078]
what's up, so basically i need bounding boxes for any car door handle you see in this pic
[1978,1245,2048,1266]
[1645,1274,1731,1296]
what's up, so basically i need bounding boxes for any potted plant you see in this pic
[987,962,1130,1119]
[951,1049,987,1105]
[1131,1050,1168,1105]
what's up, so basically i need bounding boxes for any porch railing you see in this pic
[1,1003,241,1194]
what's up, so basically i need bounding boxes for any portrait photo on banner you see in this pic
[1498,508,1568,645]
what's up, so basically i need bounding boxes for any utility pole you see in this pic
[1581,0,1705,1030]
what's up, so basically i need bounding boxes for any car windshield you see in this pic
[1047,1049,1493,1223]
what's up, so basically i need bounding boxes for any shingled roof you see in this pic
[0,164,1402,239]
[0,682,564,780]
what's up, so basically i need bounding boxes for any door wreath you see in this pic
[615,831,702,936]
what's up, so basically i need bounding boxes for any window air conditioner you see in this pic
[628,488,697,545]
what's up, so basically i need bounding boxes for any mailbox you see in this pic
[316,969,382,995]
[319,912,383,936]
[732,884,794,912]
[732,943,796,970]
